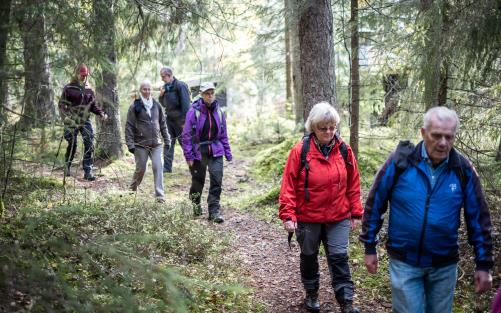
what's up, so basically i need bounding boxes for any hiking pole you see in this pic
[51,134,65,175]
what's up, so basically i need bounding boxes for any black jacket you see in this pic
[158,78,191,121]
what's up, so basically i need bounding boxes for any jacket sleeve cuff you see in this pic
[364,244,377,255]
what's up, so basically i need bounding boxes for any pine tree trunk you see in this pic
[0,0,11,125]
[93,0,123,160]
[284,0,293,107]
[298,0,337,120]
[289,0,303,126]
[19,0,54,129]
[421,0,449,109]
[496,137,501,162]
[349,0,359,158]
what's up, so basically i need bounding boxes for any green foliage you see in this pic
[251,135,297,182]
[0,177,260,312]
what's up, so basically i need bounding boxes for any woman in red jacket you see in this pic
[279,102,363,313]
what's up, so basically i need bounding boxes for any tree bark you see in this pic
[19,0,54,129]
[93,0,123,160]
[349,0,359,158]
[0,0,11,125]
[421,0,449,109]
[289,0,303,125]
[284,0,293,107]
[298,0,337,120]
[496,137,501,162]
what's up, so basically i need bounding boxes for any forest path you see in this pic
[204,157,390,312]
[67,150,390,312]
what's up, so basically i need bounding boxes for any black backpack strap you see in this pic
[390,140,415,194]
[300,134,312,202]
[335,133,352,168]
[452,154,468,192]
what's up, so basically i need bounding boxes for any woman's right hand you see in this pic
[283,220,297,233]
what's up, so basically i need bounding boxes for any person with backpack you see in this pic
[125,80,171,203]
[58,63,108,181]
[181,82,232,223]
[159,67,191,173]
[279,102,362,313]
[360,106,494,313]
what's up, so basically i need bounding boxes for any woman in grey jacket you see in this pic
[125,80,171,202]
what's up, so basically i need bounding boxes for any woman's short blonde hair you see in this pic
[305,102,341,133]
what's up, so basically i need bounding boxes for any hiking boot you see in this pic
[304,290,320,312]
[208,212,224,223]
[83,172,96,181]
[340,301,359,313]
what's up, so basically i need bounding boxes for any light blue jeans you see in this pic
[389,258,457,313]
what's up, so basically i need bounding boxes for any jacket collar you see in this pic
[410,141,463,170]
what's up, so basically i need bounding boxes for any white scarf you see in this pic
[140,95,153,117]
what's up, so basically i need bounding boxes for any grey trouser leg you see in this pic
[130,146,164,199]
[296,220,354,300]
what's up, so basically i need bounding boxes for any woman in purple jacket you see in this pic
[181,82,232,223]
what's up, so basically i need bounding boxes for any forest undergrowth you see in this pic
[0,123,499,312]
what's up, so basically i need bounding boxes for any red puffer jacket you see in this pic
[279,137,363,223]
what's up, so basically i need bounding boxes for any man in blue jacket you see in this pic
[360,107,493,313]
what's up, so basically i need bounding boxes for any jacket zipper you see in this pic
[416,166,441,265]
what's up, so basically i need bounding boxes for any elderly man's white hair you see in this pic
[423,106,459,132]
[139,79,152,89]
[305,101,341,133]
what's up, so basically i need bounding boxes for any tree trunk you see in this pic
[379,74,404,125]
[421,0,449,110]
[19,0,54,129]
[289,0,303,126]
[298,0,337,120]
[349,0,359,158]
[0,0,11,125]
[496,137,501,162]
[284,0,293,108]
[93,0,123,160]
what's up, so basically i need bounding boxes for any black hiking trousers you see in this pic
[189,153,223,215]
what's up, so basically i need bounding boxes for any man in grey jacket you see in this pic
[125,80,171,202]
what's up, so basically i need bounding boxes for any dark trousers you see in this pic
[296,220,354,304]
[189,154,223,214]
[64,120,94,174]
[163,117,184,172]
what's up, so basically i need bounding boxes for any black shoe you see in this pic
[163,168,172,173]
[83,172,96,181]
[340,301,359,313]
[208,212,224,223]
[304,290,320,312]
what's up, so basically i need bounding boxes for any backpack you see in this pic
[299,132,352,202]
[390,140,467,194]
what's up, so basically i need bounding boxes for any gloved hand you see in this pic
[128,147,135,154]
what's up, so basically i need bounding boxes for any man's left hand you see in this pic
[474,270,492,294]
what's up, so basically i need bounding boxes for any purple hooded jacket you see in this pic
[181,98,232,162]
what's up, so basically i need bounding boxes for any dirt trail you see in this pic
[71,154,389,312]
[211,159,389,312]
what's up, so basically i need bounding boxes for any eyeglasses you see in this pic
[161,74,171,78]
[318,126,336,133]
[203,91,215,96]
